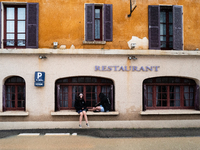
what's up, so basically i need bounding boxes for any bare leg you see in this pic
[79,112,83,125]
[88,106,102,111]
[82,111,88,123]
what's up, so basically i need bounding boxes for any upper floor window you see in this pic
[148,5,183,50]
[1,3,38,49]
[143,77,199,110]
[3,76,26,111]
[55,76,114,111]
[4,5,26,48]
[84,4,113,42]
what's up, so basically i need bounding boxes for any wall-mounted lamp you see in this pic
[53,42,58,49]
[128,56,137,60]
[128,0,137,17]
[39,55,47,59]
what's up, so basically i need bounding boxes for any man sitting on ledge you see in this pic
[88,93,111,112]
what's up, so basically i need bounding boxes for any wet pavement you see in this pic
[1,128,200,150]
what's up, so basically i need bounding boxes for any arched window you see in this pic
[3,76,25,111]
[55,76,114,111]
[143,77,199,110]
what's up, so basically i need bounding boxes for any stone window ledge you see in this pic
[51,110,119,116]
[83,41,106,45]
[140,109,200,115]
[0,111,29,116]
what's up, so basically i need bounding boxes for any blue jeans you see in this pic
[100,105,104,112]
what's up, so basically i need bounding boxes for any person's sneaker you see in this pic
[86,123,90,127]
[79,124,82,128]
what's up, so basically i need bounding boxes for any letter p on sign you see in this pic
[37,72,42,79]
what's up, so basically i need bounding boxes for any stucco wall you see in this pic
[1,0,200,50]
[1,51,200,122]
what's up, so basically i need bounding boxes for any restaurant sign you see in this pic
[95,66,160,72]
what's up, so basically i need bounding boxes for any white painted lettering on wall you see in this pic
[95,66,160,72]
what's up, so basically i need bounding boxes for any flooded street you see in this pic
[1,135,200,150]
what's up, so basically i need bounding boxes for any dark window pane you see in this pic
[148,100,153,107]
[144,79,153,83]
[11,101,15,107]
[18,93,22,100]
[184,86,189,92]
[86,101,91,107]
[64,94,68,101]
[148,93,152,100]
[60,100,62,107]
[85,77,91,83]
[156,100,161,106]
[86,93,91,99]
[190,87,194,92]
[11,94,15,100]
[7,93,11,100]
[63,79,68,83]
[170,93,174,99]
[148,86,153,92]
[175,100,180,106]
[162,86,167,92]
[78,86,83,93]
[92,78,97,83]
[63,86,68,93]
[78,77,84,83]
[72,78,77,83]
[22,100,25,107]
[170,100,174,106]
[18,101,22,107]
[63,101,68,107]
[190,100,194,107]
[6,101,10,107]
[184,93,189,100]
[86,86,91,92]
[156,78,162,83]
[184,100,189,106]
[11,77,16,82]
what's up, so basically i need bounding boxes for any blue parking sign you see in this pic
[35,71,45,87]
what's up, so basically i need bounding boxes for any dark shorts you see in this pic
[77,109,87,114]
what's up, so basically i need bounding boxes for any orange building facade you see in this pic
[1,0,200,129]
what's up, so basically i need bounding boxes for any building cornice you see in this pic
[0,49,200,56]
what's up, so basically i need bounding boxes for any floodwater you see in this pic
[1,135,200,150]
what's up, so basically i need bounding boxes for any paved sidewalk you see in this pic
[1,132,200,150]
[1,128,200,139]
